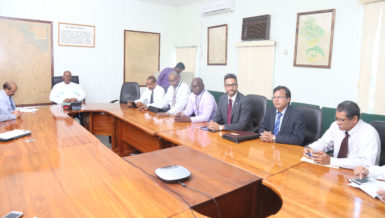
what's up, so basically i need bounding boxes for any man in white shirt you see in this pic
[50,71,86,104]
[157,71,190,116]
[127,76,164,111]
[304,101,381,169]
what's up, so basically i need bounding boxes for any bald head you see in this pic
[63,71,72,84]
[3,81,17,96]
[191,77,204,95]
[168,71,181,88]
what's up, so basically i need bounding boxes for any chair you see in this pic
[52,76,79,87]
[247,94,267,132]
[370,121,385,165]
[294,105,322,146]
[111,82,140,104]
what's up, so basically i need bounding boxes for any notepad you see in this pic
[349,177,385,199]
[300,156,339,169]
[0,129,31,142]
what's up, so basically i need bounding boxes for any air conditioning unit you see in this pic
[200,0,235,16]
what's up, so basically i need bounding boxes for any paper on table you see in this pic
[300,156,339,169]
[17,107,38,113]
[349,178,385,199]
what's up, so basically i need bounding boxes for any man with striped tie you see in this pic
[259,86,305,145]
[0,81,21,121]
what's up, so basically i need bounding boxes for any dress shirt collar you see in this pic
[195,89,205,98]
[227,91,237,103]
[346,119,363,135]
[275,105,288,116]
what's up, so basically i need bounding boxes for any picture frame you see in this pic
[58,22,95,48]
[207,24,228,65]
[293,9,336,68]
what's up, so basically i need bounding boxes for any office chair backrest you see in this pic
[120,82,140,103]
[52,76,79,87]
[370,121,385,165]
[247,94,267,132]
[294,105,322,146]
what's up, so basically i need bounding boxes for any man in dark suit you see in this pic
[259,86,305,145]
[208,73,252,131]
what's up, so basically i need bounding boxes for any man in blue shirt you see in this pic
[0,81,21,121]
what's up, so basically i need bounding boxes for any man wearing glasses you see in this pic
[304,101,380,169]
[208,73,252,131]
[259,86,305,145]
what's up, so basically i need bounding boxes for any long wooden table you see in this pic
[4,103,384,217]
[77,103,203,156]
[0,106,202,217]
[156,123,385,216]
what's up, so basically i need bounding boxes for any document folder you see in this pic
[222,131,259,144]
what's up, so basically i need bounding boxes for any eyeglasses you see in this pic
[272,96,287,100]
[225,83,237,88]
[335,117,351,123]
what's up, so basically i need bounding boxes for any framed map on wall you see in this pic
[0,16,53,105]
[293,9,336,68]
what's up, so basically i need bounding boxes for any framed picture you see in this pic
[293,9,336,68]
[207,24,228,65]
[58,22,95,48]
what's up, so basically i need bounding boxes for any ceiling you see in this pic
[139,0,201,7]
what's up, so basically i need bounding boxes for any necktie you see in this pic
[227,99,232,124]
[171,88,176,107]
[9,96,15,111]
[337,131,349,158]
[150,90,154,104]
[273,112,283,135]
[195,95,200,116]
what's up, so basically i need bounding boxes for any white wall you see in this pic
[0,0,178,103]
[176,0,364,108]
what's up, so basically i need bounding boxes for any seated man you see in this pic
[157,62,185,91]
[127,76,164,111]
[50,70,86,104]
[354,166,385,203]
[174,77,217,122]
[259,86,305,145]
[208,73,252,131]
[304,101,380,169]
[157,71,190,116]
[0,81,21,121]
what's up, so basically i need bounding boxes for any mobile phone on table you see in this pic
[349,177,370,185]
[3,211,23,218]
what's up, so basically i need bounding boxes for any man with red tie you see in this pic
[304,101,380,169]
[208,73,252,131]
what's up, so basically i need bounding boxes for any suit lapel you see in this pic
[280,106,291,131]
[231,93,241,118]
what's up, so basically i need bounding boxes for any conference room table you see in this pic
[2,103,385,217]
[0,106,206,217]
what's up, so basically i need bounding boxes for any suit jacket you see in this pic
[213,92,252,131]
[259,105,305,145]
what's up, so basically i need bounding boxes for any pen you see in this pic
[306,152,312,157]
